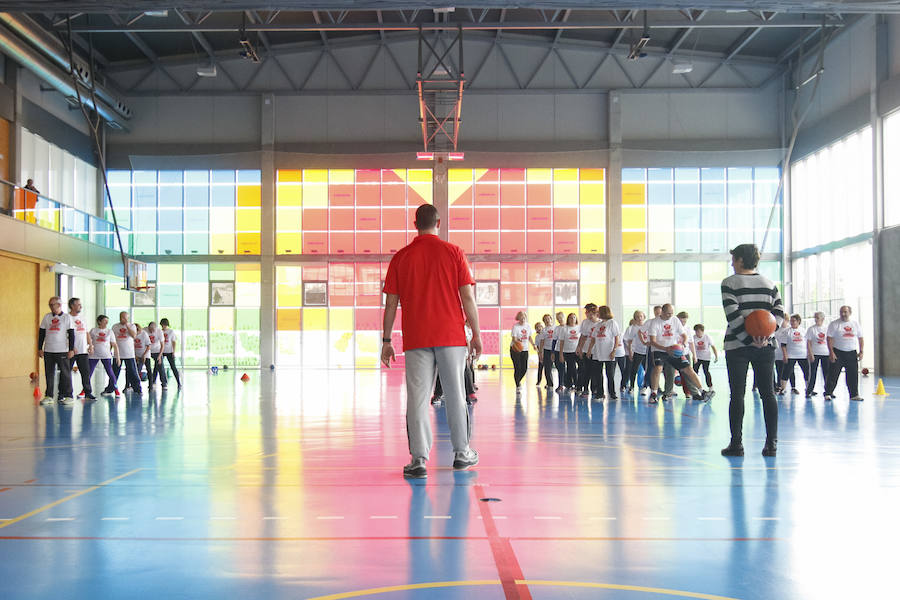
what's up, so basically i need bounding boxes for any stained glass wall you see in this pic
[621,167,782,255]
[107,170,262,256]
[105,263,261,368]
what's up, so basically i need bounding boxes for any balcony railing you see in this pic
[0,179,129,253]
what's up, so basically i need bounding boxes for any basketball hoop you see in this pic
[131,284,156,305]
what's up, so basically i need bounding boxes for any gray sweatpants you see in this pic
[405,346,471,460]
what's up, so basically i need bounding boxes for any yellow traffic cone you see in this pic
[875,379,889,396]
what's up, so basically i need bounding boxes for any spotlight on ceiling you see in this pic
[433,7,455,14]
[239,38,260,63]
[143,10,169,18]
[197,63,218,77]
[628,11,651,60]
[672,61,694,74]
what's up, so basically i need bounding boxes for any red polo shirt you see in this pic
[383,234,474,352]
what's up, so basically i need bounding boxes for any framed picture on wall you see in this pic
[554,281,579,306]
[303,282,328,306]
[210,281,235,306]
[475,281,499,306]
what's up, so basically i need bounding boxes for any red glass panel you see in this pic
[302,231,327,254]
[449,231,473,253]
[355,263,382,306]
[302,208,327,231]
[500,168,526,206]
[355,308,381,330]
[478,307,500,330]
[474,206,499,230]
[449,205,473,231]
[303,264,328,281]
[474,231,498,254]
[554,231,578,254]
[528,283,553,305]
[330,208,354,231]
[526,205,552,231]
[500,207,525,230]
[553,207,578,230]
[554,262,579,280]
[474,169,499,206]
[356,232,380,254]
[527,230,552,254]
[329,232,354,254]
[501,307,522,327]
[382,207,407,231]
[528,183,551,205]
[481,331,500,355]
[500,231,526,254]
[329,183,354,206]
[356,207,380,231]
[382,231,407,254]
[356,177,380,206]
[474,262,499,280]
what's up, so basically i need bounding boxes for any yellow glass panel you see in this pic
[581,283,607,306]
[277,169,302,183]
[302,169,328,208]
[390,168,408,183]
[622,183,646,205]
[276,183,302,207]
[329,307,353,330]
[449,182,472,206]
[183,283,207,308]
[474,168,489,180]
[622,232,646,254]
[528,307,553,328]
[276,232,302,254]
[449,169,472,183]
[553,168,578,206]
[303,307,328,331]
[702,261,728,280]
[277,206,302,237]
[210,308,233,331]
[329,169,354,185]
[623,261,647,281]
[236,233,260,255]
[355,331,380,368]
[408,169,433,204]
[580,168,605,182]
[622,206,646,230]
[236,264,260,282]
[276,283,302,307]
[408,169,432,183]
[277,266,301,284]
[648,231,674,253]
[580,231,605,254]
[579,180,605,205]
[501,332,514,367]
[209,233,235,255]
[236,208,260,231]
[277,308,301,331]
[553,168,578,182]
[209,207,234,233]
[526,168,552,184]
[580,205,605,229]
[237,184,261,207]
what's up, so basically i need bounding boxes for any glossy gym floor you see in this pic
[0,365,897,600]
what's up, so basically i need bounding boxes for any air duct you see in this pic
[0,23,127,128]
[0,12,131,122]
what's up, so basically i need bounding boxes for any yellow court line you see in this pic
[0,468,143,530]
[305,580,740,600]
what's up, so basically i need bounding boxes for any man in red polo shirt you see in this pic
[382,204,482,479]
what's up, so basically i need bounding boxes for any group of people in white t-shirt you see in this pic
[36,295,181,405]
[770,306,865,401]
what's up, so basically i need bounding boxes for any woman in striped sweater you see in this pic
[720,243,785,458]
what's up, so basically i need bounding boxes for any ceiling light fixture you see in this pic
[628,11,651,60]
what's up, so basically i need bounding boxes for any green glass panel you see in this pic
[648,261,674,280]
[210,264,235,281]
[158,264,183,283]
[184,264,209,283]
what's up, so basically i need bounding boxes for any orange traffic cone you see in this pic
[241,373,250,382]
[875,379,889,396]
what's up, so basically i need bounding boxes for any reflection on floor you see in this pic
[0,365,898,599]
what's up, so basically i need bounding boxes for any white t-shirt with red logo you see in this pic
[541,325,555,352]
[624,324,648,355]
[112,322,136,359]
[68,313,90,354]
[784,327,807,359]
[806,325,829,357]
[561,325,580,353]
[590,319,621,361]
[147,327,162,353]
[163,329,178,353]
[648,316,684,350]
[693,334,713,360]
[89,327,113,359]
[827,319,862,352]
[511,323,531,350]
[134,330,151,358]
[39,312,72,353]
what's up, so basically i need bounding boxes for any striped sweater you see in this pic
[721,272,785,352]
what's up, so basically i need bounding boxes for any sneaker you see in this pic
[453,449,479,470]
[850,395,864,402]
[114,389,121,398]
[466,393,478,404]
[762,441,777,457]
[691,394,703,402]
[59,397,74,406]
[791,388,799,395]
[824,394,833,401]
[591,394,601,401]
[721,443,744,457]
[649,393,658,404]
[77,390,85,398]
[608,394,617,400]
[556,386,564,393]
[808,391,818,397]
[403,457,427,479]
[430,395,442,406]
[84,393,96,401]
[40,396,53,405]
[702,389,715,402]
[161,385,168,390]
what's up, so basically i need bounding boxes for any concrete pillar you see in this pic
[607,92,624,321]
[6,57,21,186]
[433,158,449,242]
[872,17,888,374]
[260,93,275,368]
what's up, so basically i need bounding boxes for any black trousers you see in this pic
[807,355,829,394]
[44,351,73,399]
[115,358,142,393]
[542,349,556,387]
[825,349,859,397]
[781,358,809,388]
[591,360,616,397]
[726,345,777,444]
[693,359,713,388]
[564,352,578,388]
[553,346,566,388]
[164,352,181,386]
[629,352,647,388]
[510,349,528,387]
[615,356,627,390]
[774,359,784,388]
[70,353,92,394]
[576,355,590,391]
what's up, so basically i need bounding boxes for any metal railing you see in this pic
[0,178,129,253]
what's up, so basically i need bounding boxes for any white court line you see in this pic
[424,516,451,520]
[369,516,398,520]
[46,517,75,522]
[590,517,617,521]
[210,517,237,521]
[753,517,780,521]
[642,517,671,521]
[101,517,130,521]
[155,517,184,521]
[316,516,344,520]
[534,516,562,520]
[697,517,726,521]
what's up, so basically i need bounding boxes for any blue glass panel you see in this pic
[648,182,673,206]
[648,168,672,182]
[675,231,700,252]
[622,168,645,183]
[674,206,700,229]
[211,170,235,208]
[701,230,727,253]
[674,262,701,281]
[702,206,726,229]
[702,282,721,305]
[157,234,182,255]
[237,170,262,184]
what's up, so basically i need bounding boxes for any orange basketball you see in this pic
[745,310,776,337]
